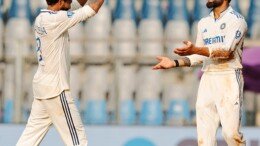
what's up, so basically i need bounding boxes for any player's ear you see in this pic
[58,0,64,7]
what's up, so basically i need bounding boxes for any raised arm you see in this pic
[76,0,89,6]
[87,0,104,12]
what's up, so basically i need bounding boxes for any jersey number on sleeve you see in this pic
[36,37,45,65]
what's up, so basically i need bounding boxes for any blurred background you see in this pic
[0,0,260,146]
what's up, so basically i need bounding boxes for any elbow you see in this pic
[210,49,233,60]
[90,0,104,13]
[78,0,87,6]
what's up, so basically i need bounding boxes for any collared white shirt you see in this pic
[188,6,247,72]
[33,1,96,99]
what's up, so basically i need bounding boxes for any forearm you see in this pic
[175,40,234,60]
[210,49,232,59]
[193,46,232,59]
[87,0,104,12]
[192,46,210,57]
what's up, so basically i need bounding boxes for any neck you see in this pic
[213,3,229,19]
[47,5,60,11]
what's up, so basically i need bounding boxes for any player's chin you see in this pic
[206,2,214,8]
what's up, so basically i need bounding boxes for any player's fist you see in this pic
[174,41,196,56]
[152,56,175,70]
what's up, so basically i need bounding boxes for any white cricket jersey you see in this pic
[33,1,96,99]
[188,6,247,72]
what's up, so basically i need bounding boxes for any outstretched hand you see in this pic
[152,56,175,70]
[174,41,196,56]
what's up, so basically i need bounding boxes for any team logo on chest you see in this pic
[220,23,226,30]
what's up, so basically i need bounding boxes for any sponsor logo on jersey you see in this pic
[67,11,75,18]
[203,35,225,45]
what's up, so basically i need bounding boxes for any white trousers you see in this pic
[196,70,246,146]
[17,91,87,146]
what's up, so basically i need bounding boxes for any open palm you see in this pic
[174,41,194,56]
[152,56,175,70]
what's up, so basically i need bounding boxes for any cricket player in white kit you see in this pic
[153,0,247,146]
[16,0,104,145]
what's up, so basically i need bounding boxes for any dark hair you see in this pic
[46,0,59,5]
[228,0,231,3]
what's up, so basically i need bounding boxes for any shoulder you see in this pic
[197,16,211,28]
[54,10,76,21]
[228,9,245,20]
[38,10,74,21]
[36,10,60,23]
[227,9,247,27]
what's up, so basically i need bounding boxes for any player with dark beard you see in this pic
[153,0,247,145]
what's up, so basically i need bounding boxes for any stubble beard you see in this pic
[206,0,224,9]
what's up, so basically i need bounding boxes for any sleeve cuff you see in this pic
[186,55,197,67]
[186,55,205,67]
[84,5,97,16]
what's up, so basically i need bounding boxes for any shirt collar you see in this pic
[40,9,57,14]
[209,6,233,20]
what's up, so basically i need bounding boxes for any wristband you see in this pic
[174,60,179,67]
